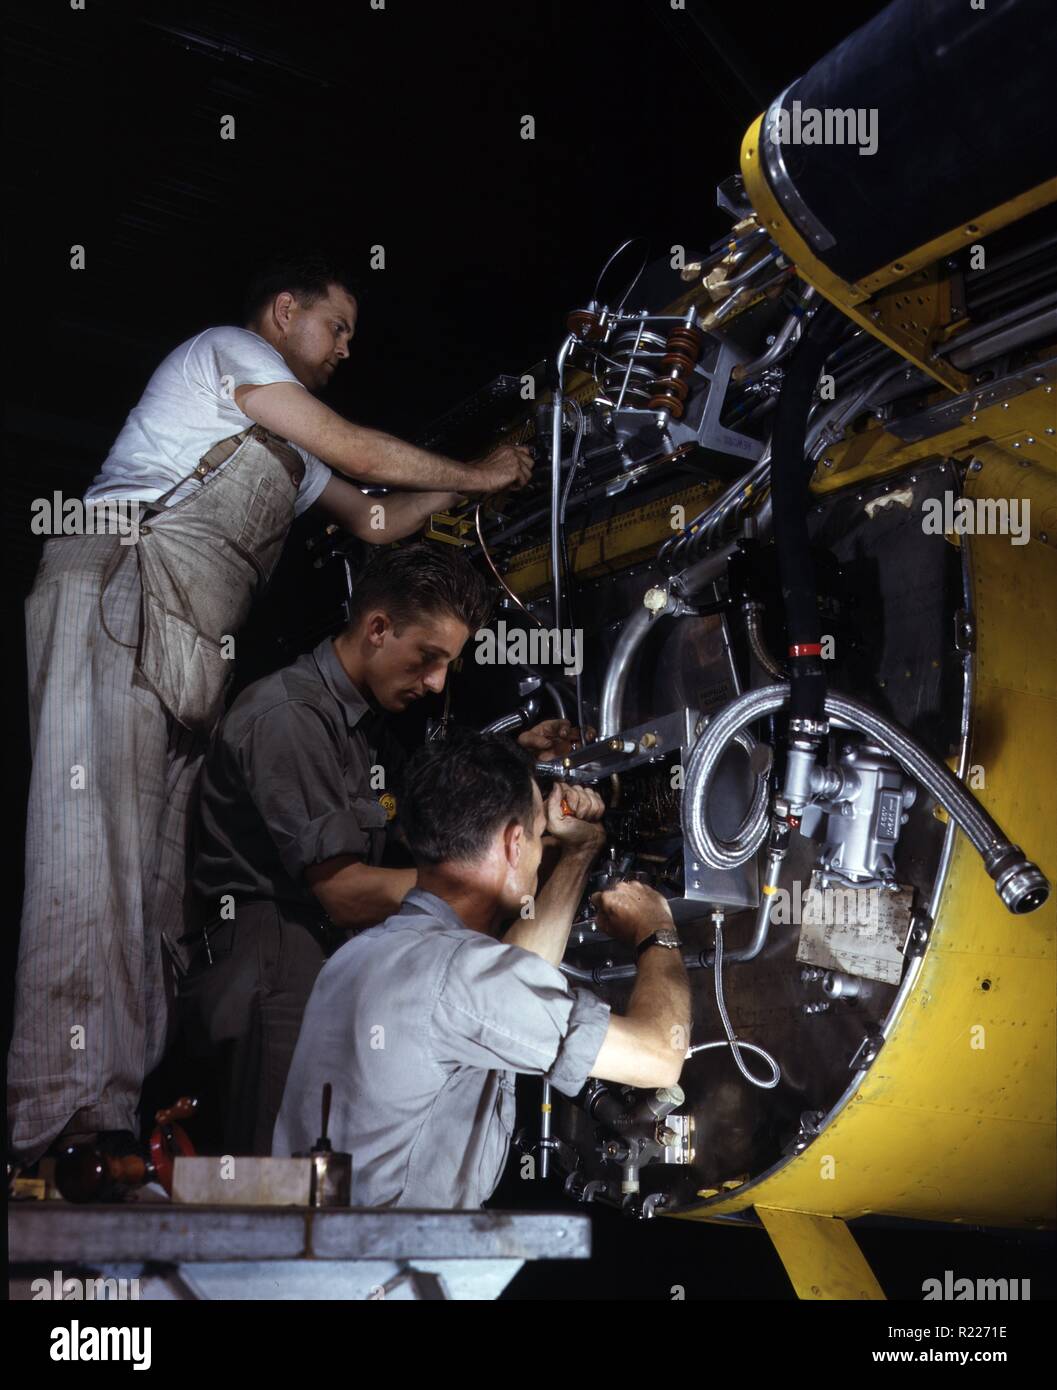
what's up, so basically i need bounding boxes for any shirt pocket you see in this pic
[348,795,389,831]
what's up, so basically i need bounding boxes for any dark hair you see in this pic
[402,731,537,866]
[346,542,495,635]
[243,250,361,325]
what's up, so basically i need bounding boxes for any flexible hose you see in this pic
[683,683,1049,914]
[682,724,771,871]
[687,922,782,1088]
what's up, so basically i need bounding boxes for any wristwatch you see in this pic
[635,927,682,961]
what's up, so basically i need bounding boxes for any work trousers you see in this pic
[178,901,339,1156]
[10,534,203,1162]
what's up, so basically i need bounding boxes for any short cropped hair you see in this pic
[402,731,538,866]
[243,250,361,325]
[346,542,494,636]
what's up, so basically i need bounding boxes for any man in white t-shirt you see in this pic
[84,258,530,531]
[10,252,533,1165]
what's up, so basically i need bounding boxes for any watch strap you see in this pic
[635,929,682,961]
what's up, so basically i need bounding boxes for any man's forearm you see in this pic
[627,948,692,1066]
[341,425,484,491]
[373,487,463,539]
[502,845,598,966]
[305,859,416,930]
[236,382,487,492]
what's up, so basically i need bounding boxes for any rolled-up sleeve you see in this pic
[235,701,378,883]
[431,936,611,1097]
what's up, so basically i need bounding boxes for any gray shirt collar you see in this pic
[312,637,370,733]
[399,886,472,933]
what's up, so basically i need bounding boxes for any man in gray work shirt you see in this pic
[273,732,692,1209]
[184,543,587,1154]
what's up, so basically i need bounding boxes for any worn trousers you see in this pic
[178,901,334,1156]
[9,534,203,1163]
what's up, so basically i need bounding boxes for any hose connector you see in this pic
[986,846,1050,914]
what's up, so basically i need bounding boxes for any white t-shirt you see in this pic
[84,326,332,517]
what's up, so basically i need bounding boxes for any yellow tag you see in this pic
[379,793,398,822]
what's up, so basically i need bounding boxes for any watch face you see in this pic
[639,929,681,955]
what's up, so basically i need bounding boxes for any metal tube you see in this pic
[966,262,1057,311]
[936,289,1057,354]
[543,683,568,722]
[717,245,780,290]
[598,606,652,739]
[946,303,1057,369]
[480,697,540,736]
[550,334,575,631]
[734,286,817,380]
[965,230,1057,282]
[598,546,735,739]
[540,1079,553,1179]
[734,849,783,963]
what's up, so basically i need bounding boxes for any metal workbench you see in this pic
[9,1204,592,1300]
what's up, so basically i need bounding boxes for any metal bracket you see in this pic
[954,609,976,654]
[848,1029,885,1071]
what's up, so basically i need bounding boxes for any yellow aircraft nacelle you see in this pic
[674,0,1057,1297]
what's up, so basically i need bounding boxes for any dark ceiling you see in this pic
[4,0,888,586]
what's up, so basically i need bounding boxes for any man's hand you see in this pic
[545,782,605,852]
[517,719,594,761]
[590,880,675,949]
[471,444,534,494]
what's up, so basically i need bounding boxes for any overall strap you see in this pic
[145,425,303,515]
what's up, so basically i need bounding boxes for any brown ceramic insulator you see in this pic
[660,351,697,377]
[650,373,690,402]
[648,389,686,419]
[665,326,704,359]
[567,310,604,341]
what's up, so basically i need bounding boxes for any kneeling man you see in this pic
[273,734,690,1208]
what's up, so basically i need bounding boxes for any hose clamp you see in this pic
[788,716,830,736]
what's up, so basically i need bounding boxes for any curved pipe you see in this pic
[733,286,817,381]
[480,696,540,736]
[599,606,653,740]
[684,683,1049,914]
[543,682,568,722]
[598,544,737,739]
[716,245,780,291]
